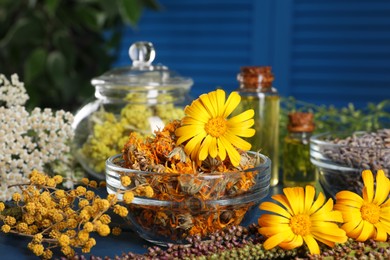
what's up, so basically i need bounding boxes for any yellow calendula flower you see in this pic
[175,89,255,166]
[258,185,347,255]
[334,169,390,242]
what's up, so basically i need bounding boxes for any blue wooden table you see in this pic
[0,185,283,259]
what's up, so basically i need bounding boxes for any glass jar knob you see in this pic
[129,41,156,67]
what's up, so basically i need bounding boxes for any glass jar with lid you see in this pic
[72,41,193,180]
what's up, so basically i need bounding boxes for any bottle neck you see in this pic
[286,131,312,145]
[237,66,275,91]
[288,131,312,138]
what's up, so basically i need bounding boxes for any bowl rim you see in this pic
[106,151,271,176]
[105,151,271,206]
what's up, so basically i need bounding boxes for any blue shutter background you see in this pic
[113,0,390,108]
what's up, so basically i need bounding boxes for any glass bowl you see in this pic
[310,130,390,198]
[105,151,271,245]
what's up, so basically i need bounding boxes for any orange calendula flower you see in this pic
[175,89,255,166]
[334,169,390,242]
[258,186,347,255]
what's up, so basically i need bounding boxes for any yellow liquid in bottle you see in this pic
[237,93,280,186]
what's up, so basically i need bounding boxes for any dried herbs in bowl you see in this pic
[310,128,390,198]
[105,90,271,245]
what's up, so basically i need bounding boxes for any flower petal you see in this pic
[227,118,254,130]
[223,131,252,151]
[311,209,343,223]
[284,187,304,215]
[184,133,206,157]
[373,222,388,241]
[223,91,241,118]
[362,170,375,202]
[199,92,217,118]
[303,235,320,255]
[228,109,254,124]
[311,198,334,219]
[309,192,326,215]
[258,214,290,226]
[215,89,226,114]
[335,190,364,208]
[259,202,292,218]
[259,225,290,237]
[347,219,364,239]
[217,138,226,161]
[185,100,211,122]
[208,136,218,158]
[373,170,390,205]
[304,185,316,213]
[263,230,295,250]
[182,116,206,125]
[356,221,375,241]
[219,135,241,166]
[311,231,347,245]
[311,222,347,237]
[199,135,212,161]
[271,194,294,215]
[279,234,303,250]
[176,125,205,144]
[227,127,256,138]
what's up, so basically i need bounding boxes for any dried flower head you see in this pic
[0,171,130,258]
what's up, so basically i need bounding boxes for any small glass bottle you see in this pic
[235,66,280,186]
[283,112,317,187]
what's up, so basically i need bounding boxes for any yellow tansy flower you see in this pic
[334,169,390,242]
[175,89,255,166]
[97,224,110,236]
[112,227,122,236]
[120,176,131,187]
[123,191,134,204]
[1,224,11,233]
[58,234,70,247]
[258,185,347,255]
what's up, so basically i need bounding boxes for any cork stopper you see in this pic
[238,66,274,89]
[287,112,315,132]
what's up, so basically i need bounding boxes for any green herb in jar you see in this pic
[283,112,316,187]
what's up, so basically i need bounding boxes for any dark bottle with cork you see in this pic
[235,66,280,186]
[283,112,317,187]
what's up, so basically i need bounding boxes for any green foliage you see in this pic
[0,0,160,111]
[279,98,390,171]
[280,98,390,136]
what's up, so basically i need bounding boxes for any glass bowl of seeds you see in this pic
[105,151,271,246]
[310,129,390,198]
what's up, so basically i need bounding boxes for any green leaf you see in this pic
[24,48,47,82]
[44,0,60,17]
[75,6,102,31]
[141,0,162,11]
[47,51,66,82]
[0,17,43,47]
[118,0,143,26]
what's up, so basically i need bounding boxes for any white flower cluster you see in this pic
[0,74,75,201]
[0,74,29,107]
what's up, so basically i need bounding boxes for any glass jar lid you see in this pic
[91,41,193,89]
